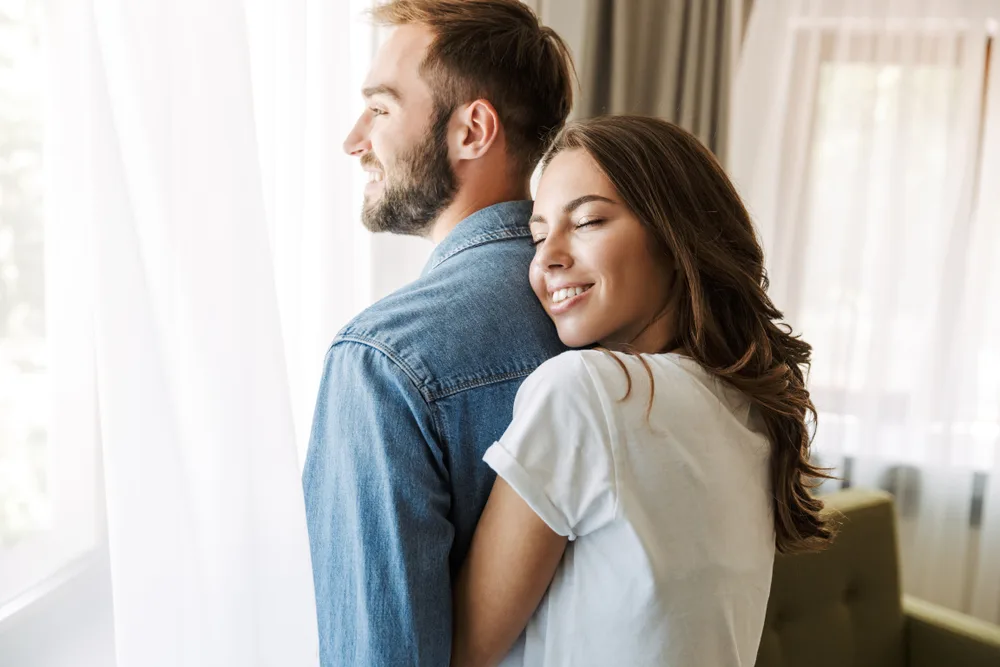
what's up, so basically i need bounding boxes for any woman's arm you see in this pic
[451,477,568,667]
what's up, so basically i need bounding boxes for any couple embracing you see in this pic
[302,2,830,666]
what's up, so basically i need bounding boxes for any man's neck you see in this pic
[429,185,531,244]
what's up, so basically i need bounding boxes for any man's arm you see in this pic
[302,340,453,666]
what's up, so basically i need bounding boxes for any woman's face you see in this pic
[529,148,675,350]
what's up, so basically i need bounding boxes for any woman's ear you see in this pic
[452,99,501,161]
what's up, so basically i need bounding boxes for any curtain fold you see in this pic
[43,0,383,662]
[968,29,1000,621]
[577,0,734,161]
[87,0,319,663]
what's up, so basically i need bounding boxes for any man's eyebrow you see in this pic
[362,84,402,102]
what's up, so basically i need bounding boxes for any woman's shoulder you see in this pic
[526,349,628,393]
[530,349,590,379]
[517,350,640,412]
[520,350,598,401]
[530,349,693,389]
[531,350,734,421]
[523,350,652,411]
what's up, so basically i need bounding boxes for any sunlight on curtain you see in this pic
[245,0,383,459]
[22,0,383,663]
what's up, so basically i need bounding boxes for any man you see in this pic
[302,1,575,664]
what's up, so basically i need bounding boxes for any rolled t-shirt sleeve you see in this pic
[483,351,618,540]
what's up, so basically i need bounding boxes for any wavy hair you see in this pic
[545,115,834,554]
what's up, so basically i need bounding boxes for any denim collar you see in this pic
[421,200,534,276]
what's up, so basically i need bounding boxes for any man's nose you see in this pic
[343,115,371,156]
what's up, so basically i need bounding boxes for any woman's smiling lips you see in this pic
[547,283,594,315]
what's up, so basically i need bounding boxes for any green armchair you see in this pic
[755,488,1000,667]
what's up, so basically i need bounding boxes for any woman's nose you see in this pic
[535,234,573,270]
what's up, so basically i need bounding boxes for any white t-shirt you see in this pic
[485,350,775,667]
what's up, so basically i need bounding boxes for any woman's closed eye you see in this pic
[532,218,606,246]
[575,217,605,230]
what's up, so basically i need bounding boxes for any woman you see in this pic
[450,116,832,667]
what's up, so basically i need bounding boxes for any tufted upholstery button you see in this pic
[843,580,860,603]
[772,609,789,632]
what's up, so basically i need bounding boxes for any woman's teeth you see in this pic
[552,285,591,304]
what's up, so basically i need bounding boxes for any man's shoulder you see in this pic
[334,242,566,403]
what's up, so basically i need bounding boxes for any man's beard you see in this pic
[361,106,458,237]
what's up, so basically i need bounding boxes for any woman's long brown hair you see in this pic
[544,115,833,554]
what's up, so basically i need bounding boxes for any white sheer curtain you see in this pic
[731,0,1000,623]
[40,0,386,663]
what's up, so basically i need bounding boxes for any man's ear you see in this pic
[453,99,501,161]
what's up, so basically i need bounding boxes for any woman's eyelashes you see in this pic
[531,217,607,246]
[575,217,605,230]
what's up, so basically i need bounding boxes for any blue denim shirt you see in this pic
[303,201,566,666]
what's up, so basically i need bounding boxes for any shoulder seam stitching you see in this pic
[429,368,535,400]
[332,334,431,403]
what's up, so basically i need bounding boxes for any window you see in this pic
[0,0,49,566]
[783,25,999,473]
[0,0,98,610]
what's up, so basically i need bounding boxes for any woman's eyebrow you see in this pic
[563,194,616,214]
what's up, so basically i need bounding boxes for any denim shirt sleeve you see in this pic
[302,339,453,667]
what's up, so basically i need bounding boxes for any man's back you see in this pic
[303,201,565,665]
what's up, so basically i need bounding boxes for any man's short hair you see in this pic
[371,0,576,179]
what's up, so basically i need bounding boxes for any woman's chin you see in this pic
[556,329,599,350]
